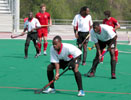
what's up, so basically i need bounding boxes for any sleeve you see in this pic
[89,15,93,26]
[72,15,78,27]
[50,46,59,63]
[35,19,41,28]
[112,17,118,25]
[90,29,98,43]
[24,20,28,29]
[68,44,82,58]
[103,19,106,24]
[48,13,51,20]
[104,26,116,39]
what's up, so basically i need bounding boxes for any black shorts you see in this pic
[25,32,38,44]
[77,31,89,44]
[98,39,116,50]
[51,59,76,70]
[27,32,38,40]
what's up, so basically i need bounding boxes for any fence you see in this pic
[20,19,131,29]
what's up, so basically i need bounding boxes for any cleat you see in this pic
[78,90,85,96]
[82,62,86,66]
[87,72,95,77]
[43,51,47,56]
[84,72,95,77]
[111,73,116,79]
[34,53,40,58]
[100,61,103,64]
[24,56,28,59]
[42,88,56,94]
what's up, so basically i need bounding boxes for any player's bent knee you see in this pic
[47,64,54,71]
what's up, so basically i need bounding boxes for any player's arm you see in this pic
[114,22,120,31]
[73,26,78,39]
[49,18,52,26]
[95,43,102,61]
[54,63,60,80]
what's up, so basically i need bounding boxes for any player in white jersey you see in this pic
[72,6,93,65]
[42,35,85,96]
[84,22,117,79]
[11,12,46,59]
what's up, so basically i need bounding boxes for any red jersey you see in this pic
[35,12,51,26]
[103,17,118,28]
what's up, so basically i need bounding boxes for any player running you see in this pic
[72,6,93,65]
[84,22,117,79]
[101,10,120,63]
[11,12,46,59]
[42,35,85,96]
[36,4,52,55]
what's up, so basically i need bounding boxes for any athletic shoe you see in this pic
[43,51,47,56]
[100,61,103,64]
[42,88,56,94]
[87,72,95,77]
[82,62,86,66]
[78,90,85,96]
[111,73,116,79]
[24,56,28,59]
[34,53,40,58]
[38,52,42,56]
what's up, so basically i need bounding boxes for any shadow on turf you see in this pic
[83,74,113,79]
[18,89,77,96]
[2,54,24,58]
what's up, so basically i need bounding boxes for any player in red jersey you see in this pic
[101,10,120,63]
[36,4,52,55]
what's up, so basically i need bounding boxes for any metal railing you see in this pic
[6,0,14,14]
[20,19,131,29]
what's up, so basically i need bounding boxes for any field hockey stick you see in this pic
[100,50,108,59]
[79,34,90,48]
[34,66,72,94]
[88,45,95,50]
[85,50,108,76]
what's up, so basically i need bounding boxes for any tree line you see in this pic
[20,0,131,20]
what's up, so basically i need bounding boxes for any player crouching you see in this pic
[42,35,85,96]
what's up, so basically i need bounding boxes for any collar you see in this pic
[58,43,63,55]
[28,18,33,22]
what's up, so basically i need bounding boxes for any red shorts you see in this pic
[37,28,48,38]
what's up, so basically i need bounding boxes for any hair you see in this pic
[93,22,100,28]
[79,6,88,14]
[104,10,111,17]
[53,35,62,42]
[40,4,46,8]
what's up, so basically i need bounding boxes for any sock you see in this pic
[115,49,118,63]
[111,60,116,74]
[74,71,83,91]
[37,42,41,53]
[47,70,54,88]
[44,42,48,51]
[100,49,106,62]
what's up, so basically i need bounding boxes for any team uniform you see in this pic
[72,14,93,44]
[72,14,93,64]
[35,12,51,52]
[24,18,41,57]
[44,43,85,96]
[102,17,119,62]
[90,24,116,47]
[103,17,119,29]
[87,24,117,78]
